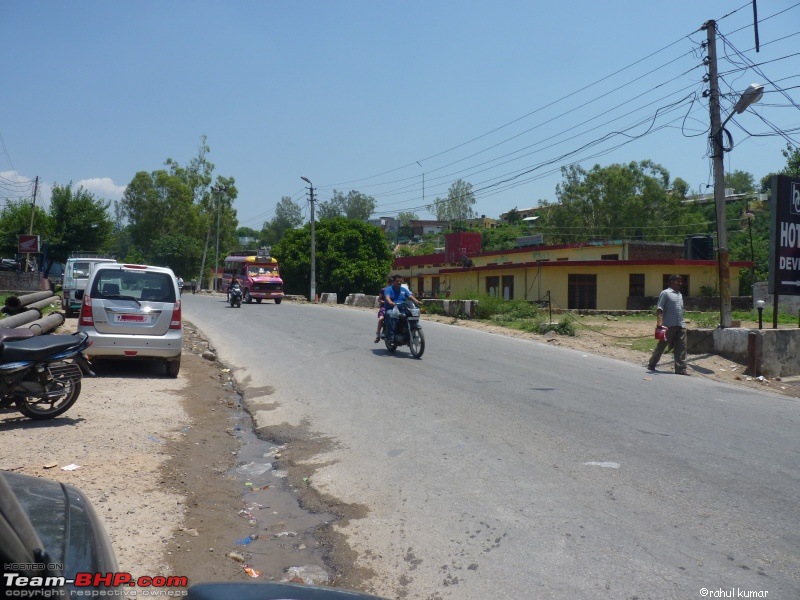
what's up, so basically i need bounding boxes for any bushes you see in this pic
[473,295,539,320]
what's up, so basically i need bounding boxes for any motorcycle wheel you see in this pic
[16,379,81,420]
[409,328,425,358]
[383,326,397,352]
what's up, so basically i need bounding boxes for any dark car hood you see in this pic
[0,470,117,578]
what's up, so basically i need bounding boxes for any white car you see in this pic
[77,263,183,377]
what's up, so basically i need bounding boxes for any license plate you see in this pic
[114,314,152,324]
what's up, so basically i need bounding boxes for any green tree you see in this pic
[262,196,304,246]
[46,183,113,269]
[396,210,418,242]
[760,144,800,191]
[427,179,476,227]
[151,233,204,277]
[724,170,755,194]
[505,208,522,224]
[317,190,376,221]
[0,200,50,258]
[274,217,392,299]
[120,170,196,258]
[482,223,529,252]
[538,161,704,244]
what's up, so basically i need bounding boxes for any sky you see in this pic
[2,1,799,232]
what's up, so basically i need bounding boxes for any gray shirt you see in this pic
[657,287,684,327]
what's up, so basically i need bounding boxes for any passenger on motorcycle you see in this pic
[375,276,393,343]
[383,275,420,342]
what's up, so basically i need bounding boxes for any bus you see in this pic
[221,250,284,304]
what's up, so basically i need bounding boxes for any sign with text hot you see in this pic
[769,175,800,296]
[18,234,39,254]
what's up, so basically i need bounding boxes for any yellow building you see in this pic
[393,235,751,310]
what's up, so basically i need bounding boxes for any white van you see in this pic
[62,254,116,317]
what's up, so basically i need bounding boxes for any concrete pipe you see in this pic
[15,291,56,306]
[25,296,62,312]
[26,312,65,336]
[0,309,42,329]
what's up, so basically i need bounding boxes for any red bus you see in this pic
[221,250,284,304]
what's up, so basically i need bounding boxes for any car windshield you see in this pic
[93,270,176,302]
[248,266,275,276]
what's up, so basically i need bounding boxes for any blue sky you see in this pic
[2,1,799,232]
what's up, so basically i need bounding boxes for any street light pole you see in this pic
[301,176,315,302]
[211,185,227,292]
[703,19,763,328]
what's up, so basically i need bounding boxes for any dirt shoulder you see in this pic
[418,309,800,398]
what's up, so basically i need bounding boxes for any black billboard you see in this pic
[769,175,800,296]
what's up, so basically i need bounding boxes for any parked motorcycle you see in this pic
[383,300,425,358]
[229,284,243,308]
[0,329,94,420]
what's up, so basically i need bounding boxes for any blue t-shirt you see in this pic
[383,285,412,310]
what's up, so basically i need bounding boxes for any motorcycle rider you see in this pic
[383,275,420,342]
[228,277,242,303]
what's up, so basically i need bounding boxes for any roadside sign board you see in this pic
[769,175,800,296]
[18,234,39,254]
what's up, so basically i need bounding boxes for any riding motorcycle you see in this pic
[229,283,243,308]
[0,329,94,420]
[383,300,425,358]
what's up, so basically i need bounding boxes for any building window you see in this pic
[417,277,424,296]
[661,274,690,297]
[486,276,500,297]
[432,277,441,297]
[502,275,514,300]
[568,274,597,309]
[601,254,619,260]
[629,274,645,297]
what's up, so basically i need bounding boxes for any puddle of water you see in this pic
[225,389,334,580]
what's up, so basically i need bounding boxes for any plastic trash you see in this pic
[243,566,260,578]
[61,464,80,471]
[235,462,272,476]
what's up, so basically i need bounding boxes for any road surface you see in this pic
[183,294,800,599]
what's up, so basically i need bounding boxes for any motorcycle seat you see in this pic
[0,334,86,362]
[0,327,35,343]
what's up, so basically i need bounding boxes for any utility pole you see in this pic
[212,185,227,292]
[301,176,315,302]
[703,19,733,328]
[26,176,39,272]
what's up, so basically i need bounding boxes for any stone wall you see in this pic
[687,327,800,377]
[0,272,44,293]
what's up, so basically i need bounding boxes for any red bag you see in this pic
[654,326,667,341]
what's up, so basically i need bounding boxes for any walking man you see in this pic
[648,274,690,375]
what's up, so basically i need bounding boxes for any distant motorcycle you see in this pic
[228,284,243,308]
[383,300,425,358]
[0,329,94,420]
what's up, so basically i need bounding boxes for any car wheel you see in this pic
[244,290,253,304]
[274,298,282,304]
[166,356,181,378]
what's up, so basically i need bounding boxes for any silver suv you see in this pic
[77,263,183,377]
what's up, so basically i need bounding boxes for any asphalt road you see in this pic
[182,294,800,600]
